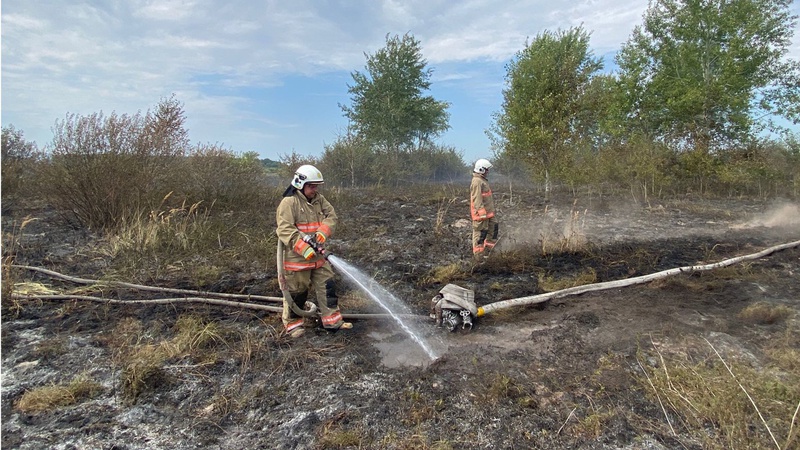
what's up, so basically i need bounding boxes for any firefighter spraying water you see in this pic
[276,165,439,359]
[277,233,440,360]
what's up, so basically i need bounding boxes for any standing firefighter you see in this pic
[276,164,352,338]
[470,158,498,257]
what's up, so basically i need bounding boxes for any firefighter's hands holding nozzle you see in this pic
[314,229,328,244]
[299,233,325,260]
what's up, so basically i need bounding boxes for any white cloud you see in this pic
[2,0,797,156]
[134,0,204,21]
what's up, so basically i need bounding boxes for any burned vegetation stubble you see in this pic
[2,187,800,449]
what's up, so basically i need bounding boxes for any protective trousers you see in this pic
[472,217,498,255]
[282,263,345,330]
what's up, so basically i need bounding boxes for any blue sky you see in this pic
[3,1,799,165]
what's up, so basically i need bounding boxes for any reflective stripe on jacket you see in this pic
[276,189,337,272]
[470,173,495,221]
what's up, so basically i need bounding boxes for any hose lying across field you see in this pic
[477,239,800,317]
[8,239,800,321]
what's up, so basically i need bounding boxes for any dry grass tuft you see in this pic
[538,267,597,292]
[539,202,589,255]
[2,216,39,317]
[120,343,169,401]
[423,262,467,285]
[171,315,226,353]
[316,413,366,449]
[433,197,456,235]
[636,336,800,449]
[570,409,615,440]
[113,314,231,402]
[738,301,792,325]
[15,374,103,413]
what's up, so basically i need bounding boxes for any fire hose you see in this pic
[277,236,320,318]
[475,239,800,317]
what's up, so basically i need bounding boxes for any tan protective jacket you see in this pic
[470,173,495,221]
[276,189,337,271]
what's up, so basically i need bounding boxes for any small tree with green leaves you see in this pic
[489,26,604,192]
[615,0,800,153]
[340,33,450,170]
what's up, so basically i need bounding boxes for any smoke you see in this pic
[493,198,800,255]
[495,204,589,253]
[738,203,800,230]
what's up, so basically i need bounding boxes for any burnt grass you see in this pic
[2,185,800,449]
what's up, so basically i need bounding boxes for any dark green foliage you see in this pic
[615,0,800,152]
[340,33,450,154]
[489,26,606,188]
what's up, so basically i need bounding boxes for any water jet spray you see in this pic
[277,238,439,360]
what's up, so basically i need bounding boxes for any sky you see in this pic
[2,1,799,165]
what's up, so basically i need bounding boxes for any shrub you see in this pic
[42,95,189,229]
[1,125,42,207]
[180,146,269,211]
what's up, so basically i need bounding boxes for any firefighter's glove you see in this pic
[476,208,488,220]
[301,246,316,260]
[294,237,317,260]
[315,224,332,245]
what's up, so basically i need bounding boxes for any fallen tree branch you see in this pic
[9,293,284,312]
[10,264,283,303]
[478,240,800,316]
[8,293,424,320]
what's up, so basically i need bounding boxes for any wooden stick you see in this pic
[9,293,424,320]
[10,264,283,303]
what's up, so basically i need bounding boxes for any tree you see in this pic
[489,26,604,191]
[615,0,800,153]
[340,33,450,155]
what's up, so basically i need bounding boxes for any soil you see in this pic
[2,185,800,449]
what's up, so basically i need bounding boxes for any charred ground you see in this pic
[2,186,799,449]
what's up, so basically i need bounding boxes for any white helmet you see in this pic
[292,164,324,189]
[474,158,493,174]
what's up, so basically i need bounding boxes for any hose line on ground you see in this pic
[477,239,800,317]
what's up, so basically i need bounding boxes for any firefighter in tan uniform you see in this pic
[470,158,498,257]
[276,164,352,338]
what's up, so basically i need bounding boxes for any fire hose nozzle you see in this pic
[302,234,328,258]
